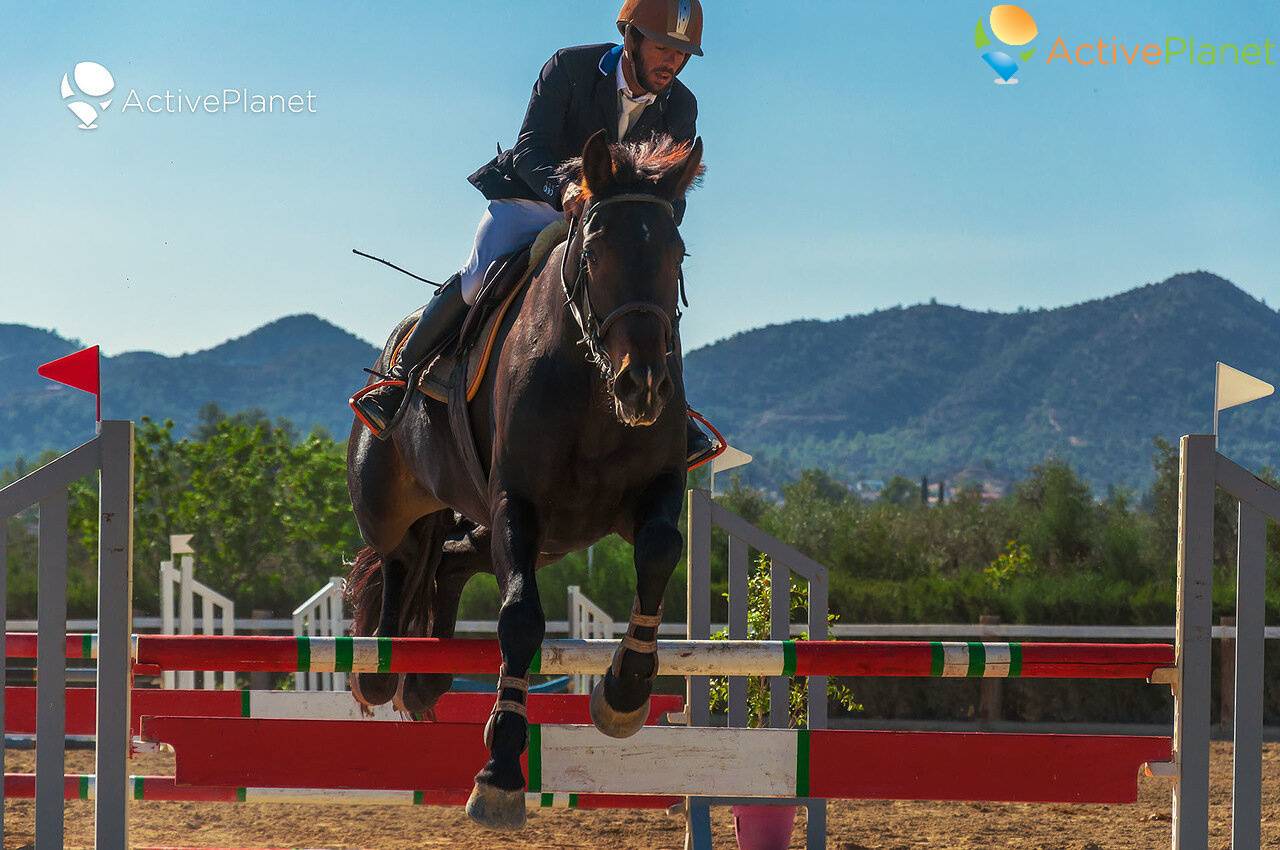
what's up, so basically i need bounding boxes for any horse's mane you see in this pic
[556,135,705,202]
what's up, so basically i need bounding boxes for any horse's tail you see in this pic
[345,512,452,640]
[345,545,385,638]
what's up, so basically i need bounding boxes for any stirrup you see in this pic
[349,357,432,439]
[349,378,408,439]
[686,407,727,472]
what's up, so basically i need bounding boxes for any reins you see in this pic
[560,193,687,381]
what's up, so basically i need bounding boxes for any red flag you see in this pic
[37,345,101,421]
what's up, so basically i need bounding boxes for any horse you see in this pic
[345,130,704,830]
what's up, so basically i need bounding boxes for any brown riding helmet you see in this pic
[617,0,704,57]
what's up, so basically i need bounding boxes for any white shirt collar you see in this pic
[617,55,656,105]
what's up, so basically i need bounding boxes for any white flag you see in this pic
[712,445,753,476]
[1215,362,1274,413]
[169,533,195,555]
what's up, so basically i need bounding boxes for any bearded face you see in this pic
[626,29,689,94]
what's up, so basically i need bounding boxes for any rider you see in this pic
[352,0,715,466]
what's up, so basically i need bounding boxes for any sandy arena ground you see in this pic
[5,743,1278,849]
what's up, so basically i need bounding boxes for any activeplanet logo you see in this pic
[975,5,1039,85]
[61,61,115,130]
[973,6,1280,87]
[59,59,318,131]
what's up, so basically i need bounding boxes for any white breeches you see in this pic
[459,198,562,304]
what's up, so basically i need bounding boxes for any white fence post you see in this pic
[160,535,235,689]
[159,559,175,689]
[567,586,614,694]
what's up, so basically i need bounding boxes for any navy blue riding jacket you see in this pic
[468,43,698,222]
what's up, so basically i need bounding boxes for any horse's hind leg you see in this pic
[347,419,445,706]
[592,471,684,738]
[349,544,411,707]
[466,493,543,831]
[398,523,492,714]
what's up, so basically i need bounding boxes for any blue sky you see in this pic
[2,1,1278,357]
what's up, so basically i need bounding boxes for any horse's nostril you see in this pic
[615,367,640,398]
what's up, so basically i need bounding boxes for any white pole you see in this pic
[159,560,174,689]
[201,595,215,689]
[1213,364,1220,447]
[221,601,234,690]
[178,554,194,691]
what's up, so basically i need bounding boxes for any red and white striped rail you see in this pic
[3,687,683,736]
[107,635,1174,679]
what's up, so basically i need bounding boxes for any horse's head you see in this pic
[559,131,705,427]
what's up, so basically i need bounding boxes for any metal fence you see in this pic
[0,420,134,850]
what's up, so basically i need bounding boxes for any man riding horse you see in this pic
[350,0,714,466]
[345,0,708,831]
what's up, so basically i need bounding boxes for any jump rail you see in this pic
[140,717,1171,805]
[120,635,1174,679]
[3,774,680,810]
[4,687,683,736]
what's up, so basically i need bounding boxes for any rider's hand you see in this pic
[561,182,586,220]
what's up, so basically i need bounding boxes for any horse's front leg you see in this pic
[466,492,543,831]
[591,471,684,738]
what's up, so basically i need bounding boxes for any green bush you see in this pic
[5,418,1277,724]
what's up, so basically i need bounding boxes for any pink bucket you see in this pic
[732,804,798,850]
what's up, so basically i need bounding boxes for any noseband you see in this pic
[560,193,687,381]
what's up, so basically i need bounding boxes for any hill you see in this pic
[684,271,1280,491]
[4,271,1277,491]
[0,315,379,465]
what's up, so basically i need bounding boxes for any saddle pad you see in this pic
[409,219,569,404]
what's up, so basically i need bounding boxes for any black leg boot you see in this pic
[351,275,468,438]
[686,413,717,468]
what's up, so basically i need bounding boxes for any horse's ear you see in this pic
[580,130,615,197]
[657,137,704,201]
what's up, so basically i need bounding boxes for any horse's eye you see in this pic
[583,246,598,264]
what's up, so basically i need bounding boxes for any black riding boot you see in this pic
[352,274,468,438]
[686,414,717,468]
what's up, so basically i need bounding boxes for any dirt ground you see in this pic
[5,743,1278,849]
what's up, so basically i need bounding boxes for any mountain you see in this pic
[3,271,1277,491]
[0,315,381,465]
[684,271,1280,491]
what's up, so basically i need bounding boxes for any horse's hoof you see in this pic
[589,678,650,739]
[351,672,398,707]
[466,781,527,831]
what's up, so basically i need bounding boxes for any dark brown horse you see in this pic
[345,130,704,830]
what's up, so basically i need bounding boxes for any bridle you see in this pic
[560,192,688,382]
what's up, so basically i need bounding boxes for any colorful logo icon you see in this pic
[60,61,115,129]
[975,5,1038,84]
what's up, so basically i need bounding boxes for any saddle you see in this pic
[381,220,570,406]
